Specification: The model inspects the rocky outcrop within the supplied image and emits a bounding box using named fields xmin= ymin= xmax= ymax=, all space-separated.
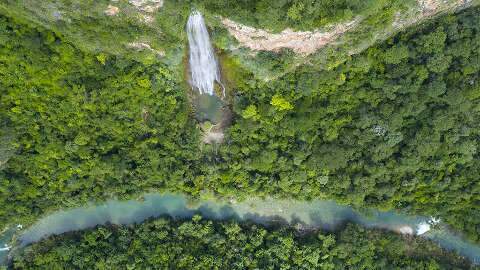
xmin=222 ymin=0 xmax=475 ymax=56
xmin=128 ymin=0 xmax=164 ymax=13
xmin=127 ymin=42 xmax=165 ymax=56
xmin=222 ymin=17 xmax=360 ymax=55
xmin=104 ymin=5 xmax=120 ymax=16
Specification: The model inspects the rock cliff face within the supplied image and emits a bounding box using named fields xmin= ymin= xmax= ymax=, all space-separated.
xmin=222 ymin=0 xmax=475 ymax=56
xmin=128 ymin=0 xmax=164 ymax=13
xmin=216 ymin=0 xmax=478 ymax=81
xmin=221 ymin=17 xmax=360 ymax=55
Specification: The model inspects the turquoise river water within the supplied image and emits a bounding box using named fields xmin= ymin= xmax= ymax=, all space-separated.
xmin=1 ymin=193 xmax=479 ymax=265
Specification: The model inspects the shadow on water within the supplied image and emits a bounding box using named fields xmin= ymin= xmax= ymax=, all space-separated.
xmin=1 ymin=193 xmax=479 ymax=266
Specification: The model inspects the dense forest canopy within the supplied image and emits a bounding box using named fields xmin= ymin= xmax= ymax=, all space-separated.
xmin=11 ymin=217 xmax=477 ymax=269
xmin=0 ymin=0 xmax=479 ymax=265
xmin=200 ymin=0 xmax=415 ymax=31
xmin=0 ymin=14 xmax=200 ymax=226
xmin=220 ymin=6 xmax=480 ymax=241
xmin=0 ymin=3 xmax=479 ymax=242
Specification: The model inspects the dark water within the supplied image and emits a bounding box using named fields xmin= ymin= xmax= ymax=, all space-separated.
xmin=192 ymin=93 xmax=224 ymax=124
xmin=1 ymin=193 xmax=479 ymax=265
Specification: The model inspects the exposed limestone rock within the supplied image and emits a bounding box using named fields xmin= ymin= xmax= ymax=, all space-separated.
xmin=419 ymin=0 xmax=441 ymax=13
xmin=222 ymin=18 xmax=360 ymax=55
xmin=127 ymin=42 xmax=165 ymax=56
xmin=396 ymin=225 xmax=414 ymax=235
xmin=104 ymin=5 xmax=120 ymax=16
xmin=223 ymin=0 xmax=474 ymax=57
xmin=140 ymin=14 xmax=155 ymax=23
xmin=417 ymin=0 xmax=473 ymax=15
xmin=202 ymin=131 xmax=224 ymax=145
xmin=128 ymin=0 xmax=164 ymax=13
xmin=199 ymin=121 xmax=225 ymax=145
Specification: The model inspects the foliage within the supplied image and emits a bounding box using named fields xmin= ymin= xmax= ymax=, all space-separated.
xmin=11 ymin=217 xmax=477 ymax=269
xmin=196 ymin=0 xmax=414 ymax=32
xmin=0 ymin=0 xmax=479 ymax=254
xmin=213 ymin=6 xmax=480 ymax=242
xmin=271 ymin=95 xmax=294 ymax=111
xmin=0 ymin=15 xmax=200 ymax=227
xmin=205 ymin=1 xmax=476 ymax=82
xmin=0 ymin=0 xmax=191 ymax=67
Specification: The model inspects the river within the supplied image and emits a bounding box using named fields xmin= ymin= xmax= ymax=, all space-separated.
xmin=1 ymin=193 xmax=479 ymax=266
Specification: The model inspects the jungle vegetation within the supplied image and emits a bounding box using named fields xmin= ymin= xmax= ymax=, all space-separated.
xmin=0 ymin=0 xmax=479 ymax=251
xmin=219 ymin=6 xmax=480 ymax=243
xmin=199 ymin=0 xmax=416 ymax=32
xmin=10 ymin=217 xmax=477 ymax=269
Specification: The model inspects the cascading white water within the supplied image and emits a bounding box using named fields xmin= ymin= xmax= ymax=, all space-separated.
xmin=187 ymin=11 xmax=222 ymax=96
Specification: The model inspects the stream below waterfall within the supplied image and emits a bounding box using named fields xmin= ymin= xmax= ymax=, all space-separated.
xmin=1 ymin=193 xmax=479 ymax=265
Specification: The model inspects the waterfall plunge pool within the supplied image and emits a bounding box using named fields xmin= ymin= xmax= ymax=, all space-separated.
xmin=186 ymin=10 xmax=227 ymax=126
xmin=185 ymin=10 xmax=234 ymax=145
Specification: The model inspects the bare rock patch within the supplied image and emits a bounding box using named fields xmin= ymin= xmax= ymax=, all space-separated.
xmin=129 ymin=0 xmax=164 ymax=13
xmin=222 ymin=18 xmax=360 ymax=55
xmin=105 ymin=5 xmax=120 ymax=16
xmin=127 ymin=42 xmax=165 ymax=56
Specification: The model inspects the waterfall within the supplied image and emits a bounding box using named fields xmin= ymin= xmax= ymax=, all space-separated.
xmin=187 ymin=11 xmax=222 ymax=96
